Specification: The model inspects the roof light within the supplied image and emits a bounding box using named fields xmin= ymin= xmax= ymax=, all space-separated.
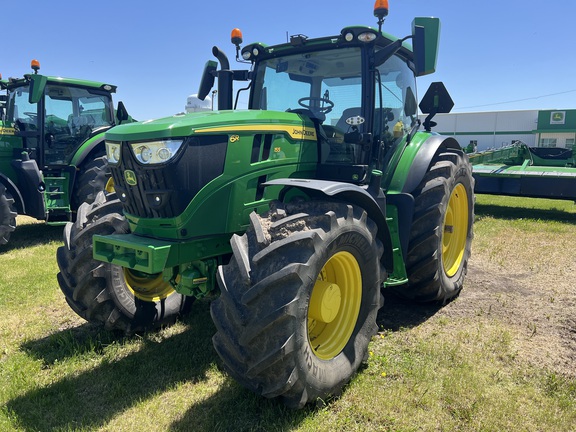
xmin=344 ymin=32 xmax=354 ymax=42
xmin=30 ymin=59 xmax=40 ymax=73
xmin=374 ymin=0 xmax=389 ymax=19
xmin=231 ymin=28 xmax=243 ymax=46
xmin=358 ymin=32 xmax=377 ymax=42
xmin=374 ymin=0 xmax=389 ymax=31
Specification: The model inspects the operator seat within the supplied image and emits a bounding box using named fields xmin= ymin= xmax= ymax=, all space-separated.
xmin=335 ymin=107 xmax=361 ymax=132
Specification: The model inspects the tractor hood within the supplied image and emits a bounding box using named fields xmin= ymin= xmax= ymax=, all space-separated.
xmin=105 ymin=110 xmax=313 ymax=142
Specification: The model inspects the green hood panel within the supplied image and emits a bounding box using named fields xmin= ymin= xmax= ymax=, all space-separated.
xmin=105 ymin=110 xmax=311 ymax=141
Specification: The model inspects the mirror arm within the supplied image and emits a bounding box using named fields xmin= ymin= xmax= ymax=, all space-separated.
xmin=374 ymin=35 xmax=411 ymax=67
xmin=422 ymin=111 xmax=438 ymax=132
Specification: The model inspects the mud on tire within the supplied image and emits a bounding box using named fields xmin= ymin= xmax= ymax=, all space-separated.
xmin=57 ymin=191 xmax=192 ymax=334
xmin=211 ymin=200 xmax=385 ymax=408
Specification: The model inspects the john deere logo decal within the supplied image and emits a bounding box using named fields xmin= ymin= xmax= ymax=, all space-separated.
xmin=124 ymin=170 xmax=137 ymax=186
xmin=550 ymin=111 xmax=566 ymax=125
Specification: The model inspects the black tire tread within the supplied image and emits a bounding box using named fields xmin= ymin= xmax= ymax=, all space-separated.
xmin=57 ymin=192 xmax=191 ymax=333
xmin=396 ymin=147 xmax=474 ymax=303
xmin=212 ymin=200 xmax=385 ymax=408
xmin=0 ymin=184 xmax=17 ymax=245
xmin=72 ymin=153 xmax=110 ymax=210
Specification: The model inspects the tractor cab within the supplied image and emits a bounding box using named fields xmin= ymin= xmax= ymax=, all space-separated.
xmin=199 ymin=6 xmax=442 ymax=185
xmin=0 ymin=60 xmax=118 ymax=168
xmin=0 ymin=60 xmax=130 ymax=229
xmin=245 ymin=38 xmax=417 ymax=182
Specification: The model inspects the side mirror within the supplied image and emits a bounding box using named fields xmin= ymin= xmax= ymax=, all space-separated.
xmin=419 ymin=81 xmax=454 ymax=132
xmin=116 ymin=101 xmax=129 ymax=125
xmin=28 ymin=73 xmax=47 ymax=104
xmin=412 ymin=17 xmax=441 ymax=77
xmin=198 ymin=60 xmax=218 ymax=101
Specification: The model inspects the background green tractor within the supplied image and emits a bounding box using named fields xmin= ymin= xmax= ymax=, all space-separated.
xmin=57 ymin=1 xmax=474 ymax=408
xmin=0 ymin=60 xmax=131 ymax=245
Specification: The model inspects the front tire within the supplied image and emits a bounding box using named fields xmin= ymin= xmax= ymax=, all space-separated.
xmin=211 ymin=201 xmax=385 ymax=408
xmin=396 ymin=147 xmax=474 ymax=303
xmin=72 ymin=152 xmax=110 ymax=210
xmin=0 ymin=184 xmax=17 ymax=245
xmin=56 ymin=192 xmax=192 ymax=333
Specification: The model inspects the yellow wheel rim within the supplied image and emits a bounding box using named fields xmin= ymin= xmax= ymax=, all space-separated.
xmin=442 ymin=183 xmax=469 ymax=277
xmin=308 ymin=251 xmax=362 ymax=360
xmin=124 ymin=269 xmax=175 ymax=302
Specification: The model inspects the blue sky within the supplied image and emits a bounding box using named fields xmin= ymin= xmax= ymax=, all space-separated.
xmin=5 ymin=0 xmax=576 ymax=121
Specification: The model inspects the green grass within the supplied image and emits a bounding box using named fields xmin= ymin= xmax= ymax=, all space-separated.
xmin=1 ymin=196 xmax=575 ymax=431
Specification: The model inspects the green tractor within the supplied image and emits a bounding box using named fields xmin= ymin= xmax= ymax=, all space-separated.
xmin=57 ymin=1 xmax=474 ymax=408
xmin=0 ymin=60 xmax=130 ymax=245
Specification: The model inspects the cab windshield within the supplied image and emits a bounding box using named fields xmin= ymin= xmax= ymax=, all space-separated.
xmin=250 ymin=46 xmax=417 ymax=166
xmin=251 ymin=47 xmax=362 ymax=129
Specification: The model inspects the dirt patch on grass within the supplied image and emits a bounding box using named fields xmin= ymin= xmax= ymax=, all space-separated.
xmin=380 ymin=224 xmax=576 ymax=379
xmin=450 ymin=259 xmax=576 ymax=378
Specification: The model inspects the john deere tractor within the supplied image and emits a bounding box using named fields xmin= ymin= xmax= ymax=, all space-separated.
xmin=57 ymin=1 xmax=474 ymax=408
xmin=0 ymin=61 xmax=130 ymax=245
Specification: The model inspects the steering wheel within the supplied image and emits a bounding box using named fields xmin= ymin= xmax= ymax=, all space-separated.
xmin=298 ymin=96 xmax=334 ymax=114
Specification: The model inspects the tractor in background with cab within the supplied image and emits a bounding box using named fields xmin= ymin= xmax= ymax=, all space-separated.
xmin=57 ymin=0 xmax=474 ymax=408
xmin=0 ymin=61 xmax=131 ymax=245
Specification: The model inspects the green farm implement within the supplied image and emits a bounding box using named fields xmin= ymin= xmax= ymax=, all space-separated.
xmin=0 ymin=61 xmax=131 ymax=245
xmin=469 ymin=142 xmax=576 ymax=201
xmin=57 ymin=0 xmax=474 ymax=407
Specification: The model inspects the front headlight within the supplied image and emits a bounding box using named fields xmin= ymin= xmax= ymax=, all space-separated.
xmin=105 ymin=140 xmax=121 ymax=164
xmin=129 ymin=139 xmax=184 ymax=164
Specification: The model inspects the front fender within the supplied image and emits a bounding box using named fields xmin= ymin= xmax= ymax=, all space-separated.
xmin=264 ymin=178 xmax=394 ymax=273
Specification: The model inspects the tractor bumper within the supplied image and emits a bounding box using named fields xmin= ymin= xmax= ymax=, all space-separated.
xmin=93 ymin=233 xmax=232 ymax=274
xmin=93 ymin=234 xmax=173 ymax=274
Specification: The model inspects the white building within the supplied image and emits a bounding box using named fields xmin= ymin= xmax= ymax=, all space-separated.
xmin=424 ymin=109 xmax=576 ymax=152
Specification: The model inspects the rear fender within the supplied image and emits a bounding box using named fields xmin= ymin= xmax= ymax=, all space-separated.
xmin=264 ymin=178 xmax=394 ymax=273
xmin=387 ymin=134 xmax=460 ymax=195
xmin=9 ymin=158 xmax=46 ymax=219
xmin=69 ymin=131 xmax=108 ymax=168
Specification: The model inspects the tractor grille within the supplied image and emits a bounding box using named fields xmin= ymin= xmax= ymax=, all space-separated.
xmin=111 ymin=135 xmax=228 ymax=219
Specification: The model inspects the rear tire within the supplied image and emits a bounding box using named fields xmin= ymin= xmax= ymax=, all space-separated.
xmin=395 ymin=147 xmax=474 ymax=302
xmin=211 ymin=200 xmax=385 ymax=408
xmin=0 ymin=184 xmax=17 ymax=245
xmin=56 ymin=191 xmax=192 ymax=333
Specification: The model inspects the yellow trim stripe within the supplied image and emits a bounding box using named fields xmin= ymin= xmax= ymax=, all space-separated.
xmin=0 ymin=127 xmax=15 ymax=135
xmin=194 ymin=124 xmax=317 ymax=141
